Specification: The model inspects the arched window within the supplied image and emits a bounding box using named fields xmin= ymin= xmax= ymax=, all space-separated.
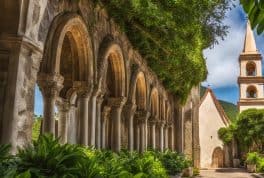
xmin=246 ymin=62 xmax=256 ymax=76
xmin=246 ymin=86 xmax=257 ymax=98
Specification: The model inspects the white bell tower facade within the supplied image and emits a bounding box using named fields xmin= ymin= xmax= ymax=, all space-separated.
xmin=238 ymin=21 xmax=264 ymax=112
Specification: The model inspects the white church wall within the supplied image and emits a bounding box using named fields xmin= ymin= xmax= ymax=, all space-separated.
xmin=240 ymin=105 xmax=264 ymax=112
xmin=199 ymin=92 xmax=227 ymax=168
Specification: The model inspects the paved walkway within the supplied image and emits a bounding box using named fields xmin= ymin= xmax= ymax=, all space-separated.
xmin=196 ymin=168 xmax=255 ymax=178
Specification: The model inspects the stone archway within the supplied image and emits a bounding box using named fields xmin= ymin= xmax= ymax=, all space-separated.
xmin=97 ymin=39 xmax=127 ymax=152
xmin=37 ymin=13 xmax=94 ymax=145
xmin=148 ymin=88 xmax=159 ymax=149
xmin=131 ymin=71 xmax=148 ymax=152
xmin=211 ymin=147 xmax=224 ymax=168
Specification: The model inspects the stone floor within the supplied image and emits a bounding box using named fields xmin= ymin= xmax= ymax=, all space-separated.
xmin=196 ymin=168 xmax=254 ymax=178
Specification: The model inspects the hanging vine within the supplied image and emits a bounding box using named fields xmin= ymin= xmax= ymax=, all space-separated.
xmin=93 ymin=0 xmax=233 ymax=103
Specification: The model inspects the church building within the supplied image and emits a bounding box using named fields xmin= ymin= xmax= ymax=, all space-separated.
xmin=199 ymin=88 xmax=230 ymax=168
xmin=238 ymin=21 xmax=264 ymax=112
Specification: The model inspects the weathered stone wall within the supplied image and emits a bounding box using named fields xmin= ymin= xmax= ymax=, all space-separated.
xmin=0 ymin=0 xmax=200 ymax=165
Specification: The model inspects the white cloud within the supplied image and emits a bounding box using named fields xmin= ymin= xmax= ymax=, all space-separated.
xmin=202 ymin=3 xmax=246 ymax=88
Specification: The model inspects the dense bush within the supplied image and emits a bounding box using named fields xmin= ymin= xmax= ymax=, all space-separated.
xmin=0 ymin=134 xmax=191 ymax=177
xmin=152 ymin=149 xmax=191 ymax=175
xmin=246 ymin=152 xmax=264 ymax=173
xmin=218 ymin=109 xmax=264 ymax=153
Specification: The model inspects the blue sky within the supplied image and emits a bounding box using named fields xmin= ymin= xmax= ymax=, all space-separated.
xmin=34 ymin=1 xmax=264 ymax=115
xmin=202 ymin=1 xmax=264 ymax=105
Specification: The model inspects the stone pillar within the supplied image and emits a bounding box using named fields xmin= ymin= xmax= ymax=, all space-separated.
xmin=108 ymin=97 xmax=127 ymax=152
xmin=149 ymin=119 xmax=156 ymax=149
xmin=101 ymin=106 xmax=111 ymax=149
xmin=158 ymin=121 xmax=165 ymax=152
xmin=124 ymin=104 xmax=137 ymax=151
xmin=135 ymin=110 xmax=150 ymax=152
xmin=38 ymin=74 xmax=64 ymax=135
xmin=164 ymin=124 xmax=169 ymax=150
xmin=88 ymin=90 xmax=99 ymax=146
xmin=169 ymin=125 xmax=175 ymax=150
xmin=135 ymin=122 xmax=140 ymax=151
xmin=74 ymin=82 xmax=92 ymax=146
xmin=95 ymin=94 xmax=104 ymax=149
xmin=68 ymin=104 xmax=77 ymax=144
xmin=56 ymin=99 xmax=70 ymax=144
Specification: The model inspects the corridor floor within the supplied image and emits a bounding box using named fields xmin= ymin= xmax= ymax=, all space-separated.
xmin=196 ymin=168 xmax=255 ymax=178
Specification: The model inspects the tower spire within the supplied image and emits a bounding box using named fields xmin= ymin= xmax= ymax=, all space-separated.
xmin=243 ymin=20 xmax=258 ymax=53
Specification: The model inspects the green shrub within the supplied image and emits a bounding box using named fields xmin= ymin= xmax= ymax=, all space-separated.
xmin=193 ymin=167 xmax=200 ymax=176
xmin=0 ymin=134 xmax=192 ymax=177
xmin=158 ymin=149 xmax=191 ymax=175
xmin=246 ymin=152 xmax=259 ymax=165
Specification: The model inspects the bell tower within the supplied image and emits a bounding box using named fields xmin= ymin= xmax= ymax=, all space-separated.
xmin=238 ymin=21 xmax=264 ymax=112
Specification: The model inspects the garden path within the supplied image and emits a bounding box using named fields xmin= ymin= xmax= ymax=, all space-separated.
xmin=196 ymin=168 xmax=254 ymax=178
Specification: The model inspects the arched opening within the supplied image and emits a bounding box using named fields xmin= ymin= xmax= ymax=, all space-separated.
xmin=33 ymin=85 xmax=44 ymax=141
xmin=211 ymin=147 xmax=224 ymax=168
xmin=246 ymin=85 xmax=257 ymax=98
xmin=99 ymin=44 xmax=126 ymax=150
xmin=149 ymin=88 xmax=159 ymax=149
xmin=246 ymin=62 xmax=256 ymax=76
xmin=150 ymin=89 xmax=159 ymax=117
xmin=135 ymin=73 xmax=147 ymax=110
xmin=132 ymin=72 xmax=147 ymax=151
xmin=37 ymin=14 xmax=94 ymax=145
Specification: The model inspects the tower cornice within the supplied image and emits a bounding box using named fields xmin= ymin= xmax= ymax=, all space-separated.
xmin=238 ymin=76 xmax=264 ymax=84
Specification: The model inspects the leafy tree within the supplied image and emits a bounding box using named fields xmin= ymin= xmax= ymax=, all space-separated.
xmin=94 ymin=0 xmax=233 ymax=103
xmin=240 ymin=0 xmax=264 ymax=34
xmin=235 ymin=109 xmax=264 ymax=152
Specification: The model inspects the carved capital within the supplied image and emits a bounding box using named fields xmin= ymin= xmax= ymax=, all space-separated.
xmin=37 ymin=73 xmax=64 ymax=98
xmin=135 ymin=110 xmax=150 ymax=122
xmin=107 ymin=97 xmax=127 ymax=108
xmin=102 ymin=106 xmax=111 ymax=122
xmin=73 ymin=81 xmax=93 ymax=98
xmin=124 ymin=103 xmax=137 ymax=116
xmin=157 ymin=120 xmax=165 ymax=127
xmin=56 ymin=98 xmax=70 ymax=112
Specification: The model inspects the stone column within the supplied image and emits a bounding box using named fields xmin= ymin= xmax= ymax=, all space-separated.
xmin=68 ymin=104 xmax=77 ymax=144
xmin=124 ymin=104 xmax=137 ymax=151
xmin=74 ymin=82 xmax=92 ymax=146
xmin=169 ymin=124 xmax=175 ymax=150
xmin=38 ymin=74 xmax=64 ymax=135
xmin=88 ymin=90 xmax=99 ymax=146
xmin=135 ymin=111 xmax=150 ymax=152
xmin=164 ymin=124 xmax=169 ymax=150
xmin=56 ymin=99 xmax=70 ymax=144
xmin=149 ymin=117 xmax=157 ymax=149
xmin=95 ymin=94 xmax=104 ymax=149
xmin=158 ymin=121 xmax=165 ymax=152
xmin=101 ymin=106 xmax=111 ymax=149
xmin=135 ymin=122 xmax=140 ymax=151
xmin=108 ymin=97 xmax=127 ymax=152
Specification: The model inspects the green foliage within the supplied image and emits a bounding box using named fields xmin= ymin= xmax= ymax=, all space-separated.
xmin=218 ymin=127 xmax=234 ymax=144
xmin=157 ymin=149 xmax=191 ymax=175
xmin=246 ymin=152 xmax=264 ymax=173
xmin=240 ymin=0 xmax=264 ymax=34
xmin=219 ymin=100 xmax=238 ymax=122
xmin=32 ymin=116 xmax=42 ymax=141
xmin=219 ymin=109 xmax=264 ymax=152
xmin=193 ymin=167 xmax=200 ymax=176
xmin=236 ymin=109 xmax=264 ymax=152
xmin=0 ymin=134 xmax=192 ymax=177
xmin=246 ymin=152 xmax=259 ymax=165
xmin=95 ymin=0 xmax=232 ymax=103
